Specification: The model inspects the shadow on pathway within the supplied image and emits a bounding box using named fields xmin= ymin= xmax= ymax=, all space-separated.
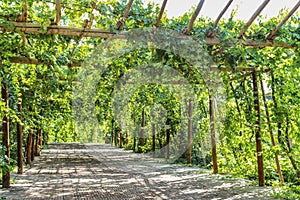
xmin=0 ymin=143 xmax=276 ymax=199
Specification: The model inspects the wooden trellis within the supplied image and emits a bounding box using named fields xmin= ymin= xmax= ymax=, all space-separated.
xmin=1 ymin=0 xmax=299 ymax=188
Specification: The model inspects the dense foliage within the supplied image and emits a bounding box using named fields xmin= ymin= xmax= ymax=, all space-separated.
xmin=0 ymin=0 xmax=299 ymax=198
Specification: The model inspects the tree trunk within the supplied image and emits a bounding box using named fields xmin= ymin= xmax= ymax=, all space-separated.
xmin=2 ymin=83 xmax=10 ymax=188
xmin=17 ymin=101 xmax=23 ymax=174
xmin=252 ymin=71 xmax=265 ymax=186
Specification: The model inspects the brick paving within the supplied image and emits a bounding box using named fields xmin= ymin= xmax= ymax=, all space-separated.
xmin=0 ymin=143 xmax=276 ymax=199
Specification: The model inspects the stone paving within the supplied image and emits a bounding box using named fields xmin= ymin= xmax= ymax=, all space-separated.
xmin=0 ymin=143 xmax=276 ymax=199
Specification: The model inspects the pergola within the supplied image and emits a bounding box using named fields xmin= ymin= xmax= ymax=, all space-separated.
xmin=1 ymin=0 xmax=299 ymax=188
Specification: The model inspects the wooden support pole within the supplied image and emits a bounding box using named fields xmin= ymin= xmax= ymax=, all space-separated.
xmin=238 ymin=0 xmax=270 ymax=38
xmin=26 ymin=130 xmax=33 ymax=165
xmin=31 ymin=131 xmax=35 ymax=161
xmin=207 ymin=0 xmax=233 ymax=37
xmin=17 ymin=97 xmax=23 ymax=174
xmin=267 ymin=1 xmax=300 ymax=40
xmin=55 ymin=0 xmax=61 ymax=25
xmin=125 ymin=130 xmax=129 ymax=145
xmin=260 ymin=77 xmax=284 ymax=184
xmin=209 ymin=94 xmax=218 ymax=174
xmin=119 ymin=125 xmax=123 ymax=148
xmin=154 ymin=0 xmax=168 ymax=28
xmin=2 ymin=82 xmax=10 ymax=188
xmin=152 ymin=123 xmax=155 ymax=158
xmin=183 ymin=0 xmax=205 ymax=35
xmin=166 ymin=121 xmax=170 ymax=159
xmin=140 ymin=109 xmax=145 ymax=147
xmin=117 ymin=0 xmax=134 ymax=30
xmin=252 ymin=71 xmax=265 ymax=186
xmin=34 ymin=130 xmax=40 ymax=156
xmin=38 ymin=129 xmax=43 ymax=148
xmin=187 ymin=99 xmax=193 ymax=164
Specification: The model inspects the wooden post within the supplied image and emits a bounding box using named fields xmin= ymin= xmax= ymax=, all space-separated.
xmin=38 ymin=129 xmax=43 ymax=147
xmin=34 ymin=130 xmax=40 ymax=156
xmin=125 ymin=130 xmax=129 ymax=145
xmin=166 ymin=121 xmax=170 ymax=159
xmin=260 ymin=77 xmax=284 ymax=184
xmin=140 ymin=109 xmax=145 ymax=146
xmin=133 ymin=137 xmax=136 ymax=152
xmin=31 ymin=131 xmax=35 ymax=161
xmin=26 ymin=130 xmax=33 ymax=165
xmin=187 ymin=99 xmax=193 ymax=164
xmin=209 ymin=94 xmax=218 ymax=174
xmin=119 ymin=125 xmax=123 ymax=148
xmin=252 ymin=71 xmax=265 ymax=186
xmin=2 ymin=82 xmax=10 ymax=188
xmin=152 ymin=123 xmax=155 ymax=158
xmin=17 ymin=99 xmax=23 ymax=174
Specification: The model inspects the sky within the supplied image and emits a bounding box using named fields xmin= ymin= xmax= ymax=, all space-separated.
xmin=145 ymin=0 xmax=299 ymax=20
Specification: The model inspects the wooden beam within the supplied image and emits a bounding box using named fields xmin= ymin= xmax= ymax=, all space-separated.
xmin=207 ymin=0 xmax=233 ymax=37
xmin=238 ymin=0 xmax=270 ymax=38
xmin=267 ymin=1 xmax=300 ymax=40
xmin=183 ymin=0 xmax=205 ymax=35
xmin=154 ymin=0 xmax=168 ymax=28
xmin=116 ymin=0 xmax=134 ymax=30
xmin=9 ymin=56 xmax=81 ymax=67
xmin=0 ymin=22 xmax=116 ymax=38
xmin=0 ymin=22 xmax=296 ymax=48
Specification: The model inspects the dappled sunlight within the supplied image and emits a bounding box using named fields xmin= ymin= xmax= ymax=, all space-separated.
xmin=1 ymin=143 xmax=275 ymax=199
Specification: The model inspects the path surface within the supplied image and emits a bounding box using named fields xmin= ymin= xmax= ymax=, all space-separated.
xmin=1 ymin=143 xmax=276 ymax=200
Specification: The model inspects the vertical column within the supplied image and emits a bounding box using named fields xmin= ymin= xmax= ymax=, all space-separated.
xmin=34 ymin=130 xmax=40 ymax=156
xmin=17 ymin=98 xmax=23 ymax=174
xmin=2 ymin=82 xmax=10 ymax=188
xmin=166 ymin=122 xmax=170 ymax=159
xmin=187 ymin=99 xmax=193 ymax=164
xmin=26 ymin=130 xmax=33 ymax=165
xmin=252 ymin=71 xmax=265 ymax=186
xmin=119 ymin=124 xmax=123 ymax=148
xmin=210 ymin=94 xmax=218 ymax=174
xmin=152 ymin=123 xmax=155 ymax=158
xmin=140 ymin=109 xmax=145 ymax=146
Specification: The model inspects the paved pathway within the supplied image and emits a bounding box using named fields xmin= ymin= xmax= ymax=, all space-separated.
xmin=1 ymin=143 xmax=276 ymax=199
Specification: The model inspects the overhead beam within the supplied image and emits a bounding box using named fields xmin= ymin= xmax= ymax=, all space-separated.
xmin=0 ymin=22 xmax=295 ymax=48
xmin=238 ymin=0 xmax=270 ymax=38
xmin=154 ymin=0 xmax=168 ymax=28
xmin=183 ymin=0 xmax=205 ymax=35
xmin=116 ymin=0 xmax=134 ymax=30
xmin=267 ymin=1 xmax=300 ymax=40
xmin=207 ymin=0 xmax=233 ymax=37
xmin=9 ymin=56 xmax=81 ymax=67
